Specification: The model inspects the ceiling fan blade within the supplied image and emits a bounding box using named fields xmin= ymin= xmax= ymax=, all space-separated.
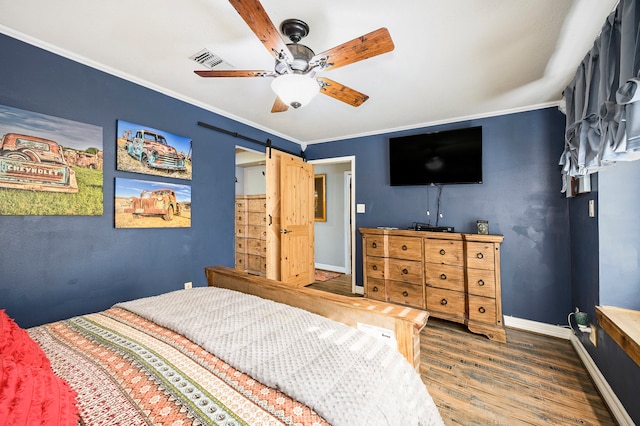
xmin=194 ymin=70 xmax=276 ymax=77
xmin=228 ymin=0 xmax=293 ymax=62
xmin=317 ymin=77 xmax=369 ymax=107
xmin=271 ymin=97 xmax=289 ymax=113
xmin=311 ymin=27 xmax=394 ymax=71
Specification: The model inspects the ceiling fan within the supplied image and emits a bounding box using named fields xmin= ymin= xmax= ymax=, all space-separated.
xmin=194 ymin=0 xmax=395 ymax=113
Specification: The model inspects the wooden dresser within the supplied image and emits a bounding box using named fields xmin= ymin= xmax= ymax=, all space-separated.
xmin=235 ymin=195 xmax=267 ymax=276
xmin=360 ymin=228 xmax=506 ymax=342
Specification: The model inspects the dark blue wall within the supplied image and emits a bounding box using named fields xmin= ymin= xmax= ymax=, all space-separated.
xmin=570 ymin=162 xmax=640 ymax=423
xmin=306 ymin=109 xmax=572 ymax=325
xmin=0 ymin=34 xmax=298 ymax=328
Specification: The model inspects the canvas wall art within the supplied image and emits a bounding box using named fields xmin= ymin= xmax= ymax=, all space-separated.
xmin=115 ymin=177 xmax=191 ymax=228
xmin=116 ymin=120 xmax=192 ymax=180
xmin=0 ymin=104 xmax=103 ymax=216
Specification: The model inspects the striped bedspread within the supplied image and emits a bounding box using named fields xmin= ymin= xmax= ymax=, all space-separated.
xmin=28 ymin=307 xmax=328 ymax=425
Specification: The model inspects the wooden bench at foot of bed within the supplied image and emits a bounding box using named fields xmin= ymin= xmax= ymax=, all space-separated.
xmin=205 ymin=266 xmax=429 ymax=371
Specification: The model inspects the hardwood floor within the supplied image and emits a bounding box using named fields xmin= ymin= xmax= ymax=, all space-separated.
xmin=308 ymin=275 xmax=616 ymax=425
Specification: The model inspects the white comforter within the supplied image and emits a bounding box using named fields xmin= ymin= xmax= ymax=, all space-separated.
xmin=117 ymin=287 xmax=444 ymax=426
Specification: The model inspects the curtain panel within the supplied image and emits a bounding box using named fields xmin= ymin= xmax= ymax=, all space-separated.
xmin=560 ymin=0 xmax=640 ymax=192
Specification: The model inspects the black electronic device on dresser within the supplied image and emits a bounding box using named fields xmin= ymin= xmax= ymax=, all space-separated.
xmin=410 ymin=223 xmax=455 ymax=233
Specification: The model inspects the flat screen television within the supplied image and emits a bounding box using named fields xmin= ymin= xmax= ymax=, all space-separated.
xmin=389 ymin=126 xmax=482 ymax=186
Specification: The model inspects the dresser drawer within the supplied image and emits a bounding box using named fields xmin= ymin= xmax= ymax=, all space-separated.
xmin=467 ymin=268 xmax=496 ymax=298
xmin=246 ymin=225 xmax=266 ymax=239
xmin=365 ymin=256 xmax=385 ymax=279
xmin=365 ymin=277 xmax=386 ymax=301
xmin=388 ymin=281 xmax=424 ymax=308
xmin=425 ymin=263 xmax=464 ymax=291
xmin=466 ymin=242 xmax=496 ymax=270
xmin=235 ymin=199 xmax=246 ymax=212
xmin=235 ymin=239 xmax=247 ymax=252
xmin=247 ymin=212 xmax=267 ymax=225
xmin=387 ymin=236 xmax=422 ymax=260
xmin=246 ymin=239 xmax=267 ymax=256
xmin=247 ymin=198 xmax=266 ymax=211
xmin=425 ymin=239 xmax=464 ymax=266
xmin=387 ymin=258 xmax=423 ymax=284
xmin=426 ymin=287 xmax=465 ymax=317
xmin=246 ymin=254 xmax=266 ymax=272
xmin=468 ymin=295 xmax=497 ymax=324
xmin=365 ymin=236 xmax=386 ymax=257
xmin=235 ymin=251 xmax=246 ymax=269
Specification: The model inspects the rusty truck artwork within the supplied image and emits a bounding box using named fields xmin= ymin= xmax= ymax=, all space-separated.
xmin=124 ymin=129 xmax=186 ymax=172
xmin=124 ymin=188 xmax=182 ymax=221
xmin=0 ymin=133 xmax=78 ymax=193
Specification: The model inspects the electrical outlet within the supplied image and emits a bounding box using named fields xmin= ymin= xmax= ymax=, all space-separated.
xmin=184 ymin=281 xmax=192 ymax=289
xmin=589 ymin=324 xmax=597 ymax=346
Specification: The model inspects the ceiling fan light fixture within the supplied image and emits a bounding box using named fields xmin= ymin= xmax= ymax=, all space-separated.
xmin=271 ymin=74 xmax=319 ymax=108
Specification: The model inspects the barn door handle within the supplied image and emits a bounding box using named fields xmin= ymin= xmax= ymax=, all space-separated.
xmin=268 ymin=214 xmax=272 ymax=225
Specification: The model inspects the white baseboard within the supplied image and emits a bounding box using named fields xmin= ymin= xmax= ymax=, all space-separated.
xmin=314 ymin=263 xmax=347 ymax=274
xmin=503 ymin=315 xmax=572 ymax=339
xmin=504 ymin=315 xmax=633 ymax=425
xmin=571 ymin=335 xmax=634 ymax=426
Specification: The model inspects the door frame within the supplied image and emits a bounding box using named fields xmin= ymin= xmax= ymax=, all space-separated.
xmin=308 ymin=156 xmax=359 ymax=294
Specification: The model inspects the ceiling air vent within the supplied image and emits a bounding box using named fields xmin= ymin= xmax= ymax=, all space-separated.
xmin=189 ymin=49 xmax=232 ymax=69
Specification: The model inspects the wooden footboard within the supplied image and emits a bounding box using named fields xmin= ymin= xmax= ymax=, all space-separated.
xmin=205 ymin=266 xmax=429 ymax=371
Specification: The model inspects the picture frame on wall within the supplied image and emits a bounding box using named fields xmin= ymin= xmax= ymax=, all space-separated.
xmin=0 ymin=103 xmax=104 ymax=216
xmin=116 ymin=120 xmax=192 ymax=180
xmin=114 ymin=177 xmax=191 ymax=228
xmin=314 ymin=174 xmax=326 ymax=222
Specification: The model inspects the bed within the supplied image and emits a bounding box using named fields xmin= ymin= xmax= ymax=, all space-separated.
xmin=2 ymin=266 xmax=444 ymax=425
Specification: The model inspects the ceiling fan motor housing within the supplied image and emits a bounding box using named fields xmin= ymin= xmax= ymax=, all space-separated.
xmin=275 ymin=44 xmax=315 ymax=74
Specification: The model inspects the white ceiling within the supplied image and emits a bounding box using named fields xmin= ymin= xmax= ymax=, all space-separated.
xmin=0 ymin=0 xmax=617 ymax=146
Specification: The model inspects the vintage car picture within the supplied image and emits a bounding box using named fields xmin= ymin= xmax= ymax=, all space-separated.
xmin=115 ymin=177 xmax=191 ymax=228
xmin=116 ymin=120 xmax=192 ymax=180
xmin=0 ymin=104 xmax=103 ymax=216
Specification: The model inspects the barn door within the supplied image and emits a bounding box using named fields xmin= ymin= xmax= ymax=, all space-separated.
xmin=265 ymin=149 xmax=314 ymax=286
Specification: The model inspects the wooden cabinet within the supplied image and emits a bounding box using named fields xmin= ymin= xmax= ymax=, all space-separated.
xmin=361 ymin=228 xmax=506 ymax=342
xmin=235 ymin=195 xmax=267 ymax=276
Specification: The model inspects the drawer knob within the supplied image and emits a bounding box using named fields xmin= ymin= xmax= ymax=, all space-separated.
xmin=238 ymin=259 xmax=243 ymax=264
xmin=238 ymin=243 xmax=243 ymax=248
xmin=372 ymin=242 xmax=377 ymax=249
xmin=440 ymin=298 xmax=448 ymax=306
xmin=439 ymin=249 xmax=446 ymax=255
xmin=478 ymin=306 xmax=486 ymax=314
xmin=402 ymin=245 xmax=408 ymax=250
xmin=476 ymin=252 xmax=484 ymax=259
xmin=402 ymin=291 xmax=409 ymax=297
xmin=238 ymin=216 xmax=242 ymax=221
xmin=372 ymin=265 xmax=378 ymax=271
xmin=478 ymin=279 xmax=485 ymax=286
xmin=440 ymin=273 xmax=447 ymax=280
xmin=402 ymin=268 xmax=409 ymax=275
xmin=372 ymin=286 xmax=379 ymax=292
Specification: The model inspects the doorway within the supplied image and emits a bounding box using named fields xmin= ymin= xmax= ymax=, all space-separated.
xmin=308 ymin=156 xmax=359 ymax=294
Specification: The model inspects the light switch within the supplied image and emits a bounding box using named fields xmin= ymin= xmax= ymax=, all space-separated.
xmin=588 ymin=199 xmax=595 ymax=217
xmin=356 ymin=203 xmax=366 ymax=214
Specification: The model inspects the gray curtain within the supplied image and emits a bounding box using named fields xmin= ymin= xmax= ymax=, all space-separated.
xmin=559 ymin=0 xmax=640 ymax=192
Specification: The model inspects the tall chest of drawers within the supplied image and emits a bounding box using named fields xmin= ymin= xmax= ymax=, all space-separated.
xmin=235 ymin=195 xmax=267 ymax=276
xmin=361 ymin=228 xmax=505 ymax=342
